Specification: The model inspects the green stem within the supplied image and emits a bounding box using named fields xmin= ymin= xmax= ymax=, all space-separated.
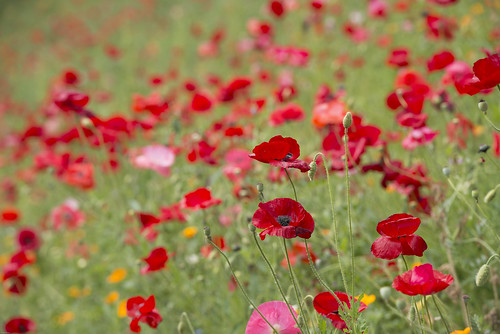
xmin=344 ymin=132 xmax=355 ymax=300
xmin=431 ymin=295 xmax=451 ymax=333
xmin=423 ymin=297 xmax=433 ymax=330
xmin=285 ymin=168 xmax=298 ymax=202
xmin=482 ymin=113 xmax=500 ymax=133
xmin=401 ymin=255 xmax=410 ymax=272
xmin=251 ymin=231 xmax=301 ymax=329
xmin=179 ymin=312 xmax=195 ymax=334
xmin=282 ymin=238 xmax=310 ymax=334
xmin=312 ymin=153 xmax=349 ymax=300
xmin=206 ymin=237 xmax=278 ymax=333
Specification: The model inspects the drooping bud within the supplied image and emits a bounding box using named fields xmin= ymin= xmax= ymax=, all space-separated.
xmin=484 ymin=187 xmax=497 ymax=203
xmin=442 ymin=167 xmax=450 ymax=177
xmin=256 ymin=183 xmax=264 ymax=202
xmin=308 ymin=160 xmax=317 ymax=181
xmin=343 ymin=112 xmax=352 ymax=129
xmin=475 ymin=264 xmax=490 ymax=286
xmin=380 ymin=286 xmax=391 ymax=301
xmin=478 ymin=99 xmax=488 ymax=113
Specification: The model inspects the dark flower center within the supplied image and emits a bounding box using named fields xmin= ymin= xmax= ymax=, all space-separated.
xmin=282 ymin=152 xmax=293 ymax=161
xmin=277 ymin=215 xmax=292 ymax=226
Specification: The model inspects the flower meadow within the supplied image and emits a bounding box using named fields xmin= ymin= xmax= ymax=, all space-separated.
xmin=2 ymin=0 xmax=500 ymax=333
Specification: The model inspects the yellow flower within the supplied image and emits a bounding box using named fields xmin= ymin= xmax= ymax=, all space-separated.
xmin=117 ymin=300 xmax=128 ymax=318
xmin=107 ymin=268 xmax=127 ymax=283
xmin=360 ymin=294 xmax=376 ymax=306
xmin=470 ymin=3 xmax=484 ymax=15
xmin=57 ymin=311 xmax=75 ymax=325
xmin=0 ymin=254 xmax=10 ymax=266
xmin=105 ymin=291 xmax=119 ymax=304
xmin=412 ymin=261 xmax=423 ymax=269
xmin=81 ymin=287 xmax=91 ymax=296
xmin=67 ymin=286 xmax=81 ymax=298
xmin=450 ymin=327 xmax=470 ymax=334
xmin=182 ymin=227 xmax=198 ymax=239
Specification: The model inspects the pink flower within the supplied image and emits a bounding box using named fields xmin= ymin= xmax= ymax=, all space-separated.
xmin=245 ymin=301 xmax=301 ymax=334
xmin=50 ymin=198 xmax=85 ymax=230
xmin=402 ymin=127 xmax=439 ymax=151
xmin=132 ymin=145 xmax=175 ymax=176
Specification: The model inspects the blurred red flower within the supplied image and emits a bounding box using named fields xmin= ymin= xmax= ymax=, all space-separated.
xmin=181 ymin=187 xmax=221 ymax=210
xmin=141 ymin=247 xmax=168 ymax=274
xmin=61 ymin=162 xmax=94 ymax=190
xmin=464 ymin=54 xmax=500 ymax=93
xmin=371 ymin=213 xmax=427 ymax=260
xmin=252 ymin=198 xmax=314 ymax=240
xmin=313 ymin=291 xmax=367 ymax=330
xmin=16 ymin=228 xmax=41 ymax=251
xmin=250 ymin=135 xmax=310 ymax=172
xmin=392 ymin=263 xmax=453 ymax=296
xmin=126 ymin=295 xmax=163 ymax=333
xmin=269 ymin=103 xmax=305 ymax=127
xmin=427 ymin=50 xmax=455 ymax=72
xmin=4 ymin=317 xmax=36 ymax=333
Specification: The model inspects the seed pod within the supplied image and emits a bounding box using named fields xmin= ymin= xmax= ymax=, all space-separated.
xmin=442 ymin=167 xmax=450 ymax=177
xmin=471 ymin=189 xmax=479 ymax=202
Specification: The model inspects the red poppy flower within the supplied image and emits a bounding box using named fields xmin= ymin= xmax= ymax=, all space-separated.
xmin=313 ymin=291 xmax=367 ymax=330
xmin=141 ymin=247 xmax=168 ymax=274
xmin=181 ymin=187 xmax=222 ymax=210
xmin=252 ymin=198 xmax=314 ymax=240
xmin=387 ymin=48 xmax=410 ymax=67
xmin=61 ymin=162 xmax=94 ymax=190
xmin=53 ymin=91 xmax=89 ymax=112
xmin=1 ymin=207 xmax=20 ymax=224
xmin=371 ymin=213 xmax=427 ymax=260
xmin=2 ymin=268 xmax=28 ymax=295
xmin=392 ymin=263 xmax=453 ymax=296
xmin=126 ymin=295 xmax=163 ymax=333
xmin=249 ymin=136 xmax=310 ymax=172
xmin=464 ymin=54 xmax=500 ymax=93
xmin=190 ymin=92 xmax=212 ymax=112
xmin=269 ymin=103 xmax=305 ymax=127
xmin=4 ymin=317 xmax=36 ymax=333
xmin=427 ymin=50 xmax=455 ymax=72
xmin=16 ymin=228 xmax=41 ymax=251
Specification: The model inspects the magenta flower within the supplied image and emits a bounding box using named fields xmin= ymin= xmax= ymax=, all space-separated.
xmin=245 ymin=301 xmax=301 ymax=334
xmin=131 ymin=144 xmax=175 ymax=176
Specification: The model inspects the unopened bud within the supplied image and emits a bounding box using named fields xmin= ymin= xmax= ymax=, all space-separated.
xmin=380 ymin=286 xmax=391 ymax=301
xmin=396 ymin=299 xmax=406 ymax=311
xmin=442 ymin=167 xmax=450 ymax=177
xmin=484 ymin=188 xmax=497 ymax=203
xmin=471 ymin=189 xmax=479 ymax=202
xmin=478 ymin=99 xmax=488 ymax=113
xmin=248 ymin=224 xmax=256 ymax=233
xmin=343 ymin=112 xmax=352 ymax=129
xmin=408 ymin=305 xmax=416 ymax=322
xmin=462 ymin=295 xmax=470 ymax=304
xmin=80 ymin=117 xmax=94 ymax=129
xmin=308 ymin=161 xmax=317 ymax=181
xmin=471 ymin=314 xmax=480 ymax=333
xmin=478 ymin=144 xmax=490 ymax=153
xmin=204 ymin=226 xmax=211 ymax=239
xmin=256 ymin=183 xmax=264 ymax=193
xmin=475 ymin=264 xmax=490 ymax=286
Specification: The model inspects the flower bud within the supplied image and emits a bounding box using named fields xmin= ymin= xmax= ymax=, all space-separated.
xmin=256 ymin=183 xmax=264 ymax=193
xmin=484 ymin=188 xmax=497 ymax=203
xmin=478 ymin=99 xmax=488 ymax=113
xmin=248 ymin=223 xmax=256 ymax=233
xmin=475 ymin=264 xmax=490 ymax=286
xmin=471 ymin=315 xmax=480 ymax=333
xmin=462 ymin=295 xmax=469 ymax=305
xmin=343 ymin=112 xmax=352 ymax=129
xmin=396 ymin=299 xmax=406 ymax=311
xmin=408 ymin=305 xmax=416 ymax=322
xmin=471 ymin=189 xmax=479 ymax=202
xmin=442 ymin=167 xmax=450 ymax=177
xmin=80 ymin=117 xmax=94 ymax=129
xmin=379 ymin=287 xmax=391 ymax=301
xmin=203 ymin=226 xmax=211 ymax=239
xmin=308 ymin=161 xmax=317 ymax=181
xmin=478 ymin=144 xmax=490 ymax=153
